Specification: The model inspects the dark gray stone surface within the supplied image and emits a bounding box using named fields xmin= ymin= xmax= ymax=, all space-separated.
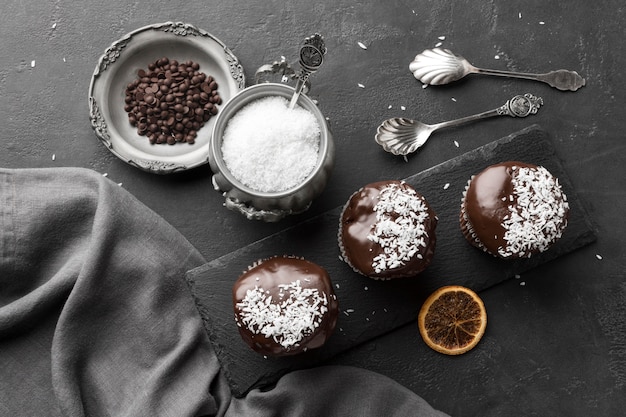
xmin=2 ymin=1 xmax=624 ymax=415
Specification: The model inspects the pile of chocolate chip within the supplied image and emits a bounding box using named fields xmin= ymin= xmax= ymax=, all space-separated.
xmin=124 ymin=57 xmax=221 ymax=145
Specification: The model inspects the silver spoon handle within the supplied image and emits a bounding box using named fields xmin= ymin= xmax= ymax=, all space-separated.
xmin=288 ymin=34 xmax=326 ymax=109
xmin=432 ymin=93 xmax=543 ymax=131
xmin=473 ymin=67 xmax=586 ymax=91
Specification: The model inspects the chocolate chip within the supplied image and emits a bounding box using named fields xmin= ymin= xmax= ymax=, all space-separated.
xmin=124 ymin=57 xmax=220 ymax=145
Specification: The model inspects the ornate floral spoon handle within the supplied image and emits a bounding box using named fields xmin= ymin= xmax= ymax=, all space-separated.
xmin=288 ymin=34 xmax=326 ymax=109
xmin=433 ymin=93 xmax=544 ymax=130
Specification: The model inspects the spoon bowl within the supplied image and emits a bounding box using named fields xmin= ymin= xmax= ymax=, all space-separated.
xmin=375 ymin=118 xmax=435 ymax=156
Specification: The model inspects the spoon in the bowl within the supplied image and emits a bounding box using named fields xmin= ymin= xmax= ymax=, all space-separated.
xmin=409 ymin=48 xmax=585 ymax=92
xmin=288 ymin=34 xmax=326 ymax=109
xmin=375 ymin=93 xmax=543 ymax=156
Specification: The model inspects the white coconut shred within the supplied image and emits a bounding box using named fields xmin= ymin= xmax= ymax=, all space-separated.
xmin=499 ymin=166 xmax=569 ymax=257
xmin=221 ymin=96 xmax=321 ymax=193
xmin=236 ymin=280 xmax=328 ymax=349
xmin=367 ymin=183 xmax=431 ymax=273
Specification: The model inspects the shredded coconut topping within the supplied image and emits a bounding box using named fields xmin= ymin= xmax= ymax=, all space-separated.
xmin=236 ymin=280 xmax=328 ymax=349
xmin=498 ymin=166 xmax=569 ymax=257
xmin=367 ymin=183 xmax=430 ymax=273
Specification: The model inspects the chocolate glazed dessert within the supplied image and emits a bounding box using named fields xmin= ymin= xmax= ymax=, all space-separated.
xmin=339 ymin=180 xmax=437 ymax=279
xmin=460 ymin=161 xmax=569 ymax=259
xmin=232 ymin=256 xmax=339 ymax=356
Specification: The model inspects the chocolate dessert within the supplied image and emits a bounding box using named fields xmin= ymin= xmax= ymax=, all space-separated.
xmin=232 ymin=256 xmax=338 ymax=356
xmin=338 ymin=180 xmax=437 ymax=279
xmin=460 ymin=161 xmax=569 ymax=259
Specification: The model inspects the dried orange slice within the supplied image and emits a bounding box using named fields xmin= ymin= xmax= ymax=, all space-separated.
xmin=418 ymin=285 xmax=487 ymax=355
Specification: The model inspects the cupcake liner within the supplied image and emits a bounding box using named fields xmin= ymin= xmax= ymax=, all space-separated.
xmin=459 ymin=176 xmax=493 ymax=255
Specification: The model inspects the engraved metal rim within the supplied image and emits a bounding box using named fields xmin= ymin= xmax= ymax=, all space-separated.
xmin=87 ymin=21 xmax=246 ymax=174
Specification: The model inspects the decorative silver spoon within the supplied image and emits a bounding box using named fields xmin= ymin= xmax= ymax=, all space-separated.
xmin=375 ymin=93 xmax=543 ymax=156
xmin=288 ymin=34 xmax=326 ymax=109
xmin=409 ymin=48 xmax=585 ymax=91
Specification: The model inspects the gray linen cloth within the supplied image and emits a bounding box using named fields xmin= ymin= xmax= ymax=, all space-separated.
xmin=0 ymin=167 xmax=449 ymax=417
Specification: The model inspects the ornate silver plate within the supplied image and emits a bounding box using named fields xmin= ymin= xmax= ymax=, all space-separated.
xmin=88 ymin=22 xmax=245 ymax=174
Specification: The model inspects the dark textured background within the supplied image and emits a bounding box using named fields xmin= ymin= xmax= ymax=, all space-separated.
xmin=1 ymin=1 xmax=624 ymax=415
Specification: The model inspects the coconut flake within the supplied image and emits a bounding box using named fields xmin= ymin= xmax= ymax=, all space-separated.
xmin=235 ymin=280 xmax=328 ymax=349
xmin=357 ymin=41 xmax=368 ymax=50
xmin=367 ymin=183 xmax=431 ymax=273
xmin=498 ymin=166 xmax=569 ymax=258
xmin=221 ymin=96 xmax=320 ymax=193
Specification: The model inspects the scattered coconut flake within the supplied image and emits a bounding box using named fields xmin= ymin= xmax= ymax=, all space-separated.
xmin=494 ymin=55 xmax=500 ymax=60
xmin=519 ymin=12 xmax=522 ymax=19
xmin=364 ymin=286 xmax=368 ymax=291
xmin=454 ymin=140 xmax=460 ymax=147
xmin=451 ymin=97 xmax=457 ymax=102
xmin=358 ymin=83 xmax=365 ymax=88
xmin=596 ymin=254 xmax=603 ymax=260
xmin=435 ymin=42 xmax=443 ymax=47
xmin=539 ymin=21 xmax=545 ymax=25
xmin=335 ymin=283 xmax=340 ymax=289
xmin=438 ymin=36 xmax=446 ymax=40
xmin=31 ymin=60 xmax=36 ymax=68
xmin=357 ymin=41 xmax=368 ymax=50
xmin=235 ymin=280 xmax=329 ymax=349
xmin=346 ymin=308 xmax=355 ymax=313
xmin=400 ymin=105 xmax=406 ymax=111
xmin=388 ymin=104 xmax=393 ymax=109
xmin=422 ymin=84 xmax=428 ymax=89
xmin=515 ymin=274 xmax=521 ymax=279
xmin=443 ymin=183 xmax=450 ymax=190
xmin=102 ymin=173 xmax=108 ymax=177
xmin=497 ymin=166 xmax=569 ymax=258
xmin=403 ymin=155 xmax=408 ymax=163
xmin=368 ymin=183 xmax=432 ymax=273
xmin=117 ymin=183 xmax=123 ymax=186
xmin=62 ymin=57 xmax=66 ymax=63
xmin=52 ymin=22 xmax=57 ymax=29
xmin=520 ymin=281 xmax=526 ymax=286
xmin=51 ymin=154 xmax=56 ymax=161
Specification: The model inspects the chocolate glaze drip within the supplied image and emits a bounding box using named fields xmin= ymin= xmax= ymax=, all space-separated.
xmin=339 ymin=181 xmax=437 ymax=279
xmin=232 ymin=256 xmax=338 ymax=356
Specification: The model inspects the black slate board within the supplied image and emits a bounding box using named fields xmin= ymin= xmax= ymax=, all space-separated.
xmin=186 ymin=125 xmax=597 ymax=397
